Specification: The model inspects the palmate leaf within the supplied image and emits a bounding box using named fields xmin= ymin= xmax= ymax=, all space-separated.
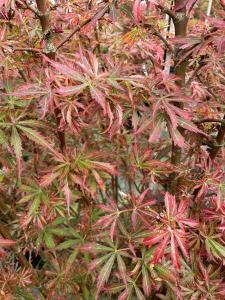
xmin=49 ymin=60 xmax=85 ymax=82
xmin=57 ymin=83 xmax=88 ymax=96
xmin=18 ymin=182 xmax=48 ymax=215
xmin=0 ymin=128 xmax=7 ymax=144
xmin=206 ymin=238 xmax=225 ymax=259
xmin=117 ymin=253 xmax=127 ymax=285
xmin=142 ymin=265 xmax=151 ymax=297
xmin=96 ymin=254 xmax=116 ymax=299
xmin=28 ymin=195 xmax=41 ymax=215
xmin=89 ymin=253 xmax=113 ymax=271
xmin=0 ymin=238 xmax=16 ymax=247
xmin=17 ymin=125 xmax=61 ymax=158
xmin=44 ymin=232 xmax=55 ymax=249
xmin=90 ymin=86 xmax=107 ymax=113
xmin=11 ymin=126 xmax=22 ymax=177
xmin=144 ymin=192 xmax=196 ymax=268
xmin=133 ymin=284 xmax=145 ymax=300
xmin=153 ymin=264 xmax=177 ymax=283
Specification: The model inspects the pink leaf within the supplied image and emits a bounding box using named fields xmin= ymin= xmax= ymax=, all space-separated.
xmin=95 ymin=215 xmax=114 ymax=228
xmin=91 ymin=161 xmax=117 ymax=175
xmin=92 ymin=169 xmax=105 ymax=192
xmin=49 ymin=60 xmax=84 ymax=82
xmin=39 ymin=172 xmax=60 ymax=187
xmin=90 ymin=87 xmax=107 ymax=114
xmin=131 ymin=209 xmax=137 ymax=230
xmin=57 ymin=83 xmax=88 ymax=96
xmin=165 ymin=192 xmax=177 ymax=219
xmin=110 ymin=219 xmax=117 ymax=240
xmin=174 ymin=231 xmax=188 ymax=258
xmin=170 ymin=233 xmax=180 ymax=269
xmin=0 ymin=238 xmax=16 ymax=247
xmin=137 ymin=188 xmax=150 ymax=205
xmin=167 ymin=124 xmax=186 ymax=148
xmin=133 ymin=0 xmax=142 ymax=22
xmin=148 ymin=119 xmax=164 ymax=143
xmin=63 ymin=181 xmax=72 ymax=215
xmin=153 ymin=235 xmax=169 ymax=263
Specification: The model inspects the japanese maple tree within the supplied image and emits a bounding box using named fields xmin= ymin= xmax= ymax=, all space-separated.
xmin=0 ymin=0 xmax=225 ymax=299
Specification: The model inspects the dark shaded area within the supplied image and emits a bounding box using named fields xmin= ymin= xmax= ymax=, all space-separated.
xmin=24 ymin=251 xmax=44 ymax=269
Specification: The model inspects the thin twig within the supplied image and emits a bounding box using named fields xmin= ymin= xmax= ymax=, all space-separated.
xmin=56 ymin=4 xmax=109 ymax=50
xmin=186 ymin=64 xmax=205 ymax=85
xmin=153 ymin=30 xmax=174 ymax=55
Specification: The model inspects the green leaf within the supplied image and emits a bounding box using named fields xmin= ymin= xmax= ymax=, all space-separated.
xmin=16 ymin=286 xmax=35 ymax=300
xmin=206 ymin=238 xmax=225 ymax=259
xmin=0 ymin=129 xmax=7 ymax=144
xmin=97 ymin=254 xmax=116 ymax=293
xmin=56 ymin=239 xmax=78 ymax=250
xmin=47 ymin=227 xmax=69 ymax=237
xmin=51 ymin=216 xmax=66 ymax=226
xmin=117 ymin=254 xmax=127 ymax=284
xmin=44 ymin=232 xmax=55 ymax=249
xmin=134 ymin=284 xmax=145 ymax=300
xmin=142 ymin=265 xmax=151 ymax=296
xmin=89 ymin=253 xmax=112 ymax=271
xmin=17 ymin=125 xmax=60 ymax=157
xmin=86 ymin=243 xmax=114 ymax=252
xmin=28 ymin=196 xmax=41 ymax=215
xmin=153 ymin=264 xmax=177 ymax=283
xmin=11 ymin=127 xmax=22 ymax=174
xmin=66 ymin=248 xmax=79 ymax=270
xmin=18 ymin=194 xmax=34 ymax=204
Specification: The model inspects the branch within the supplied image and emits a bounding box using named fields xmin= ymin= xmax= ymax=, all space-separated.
xmin=167 ymin=0 xmax=188 ymax=194
xmin=157 ymin=4 xmax=177 ymax=22
xmin=209 ymin=114 xmax=225 ymax=160
xmin=186 ymin=63 xmax=205 ymax=85
xmin=36 ymin=0 xmax=50 ymax=33
xmin=153 ymin=30 xmax=174 ymax=55
xmin=194 ymin=118 xmax=225 ymax=125
xmin=56 ymin=4 xmax=109 ymax=50
xmin=13 ymin=47 xmax=42 ymax=53
xmin=16 ymin=0 xmax=40 ymax=17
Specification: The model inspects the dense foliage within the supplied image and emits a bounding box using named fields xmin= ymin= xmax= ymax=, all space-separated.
xmin=0 ymin=0 xmax=225 ymax=299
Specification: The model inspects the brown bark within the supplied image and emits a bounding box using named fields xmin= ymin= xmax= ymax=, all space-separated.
xmin=36 ymin=0 xmax=50 ymax=33
xmin=167 ymin=1 xmax=189 ymax=194
xmin=35 ymin=0 xmax=65 ymax=152
xmin=209 ymin=114 xmax=225 ymax=160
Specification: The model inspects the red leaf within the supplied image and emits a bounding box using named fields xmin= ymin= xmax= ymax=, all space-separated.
xmin=144 ymin=231 xmax=168 ymax=246
xmin=165 ymin=192 xmax=177 ymax=219
xmin=174 ymin=231 xmax=188 ymax=258
xmin=170 ymin=233 xmax=180 ymax=269
xmin=153 ymin=235 xmax=169 ymax=263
